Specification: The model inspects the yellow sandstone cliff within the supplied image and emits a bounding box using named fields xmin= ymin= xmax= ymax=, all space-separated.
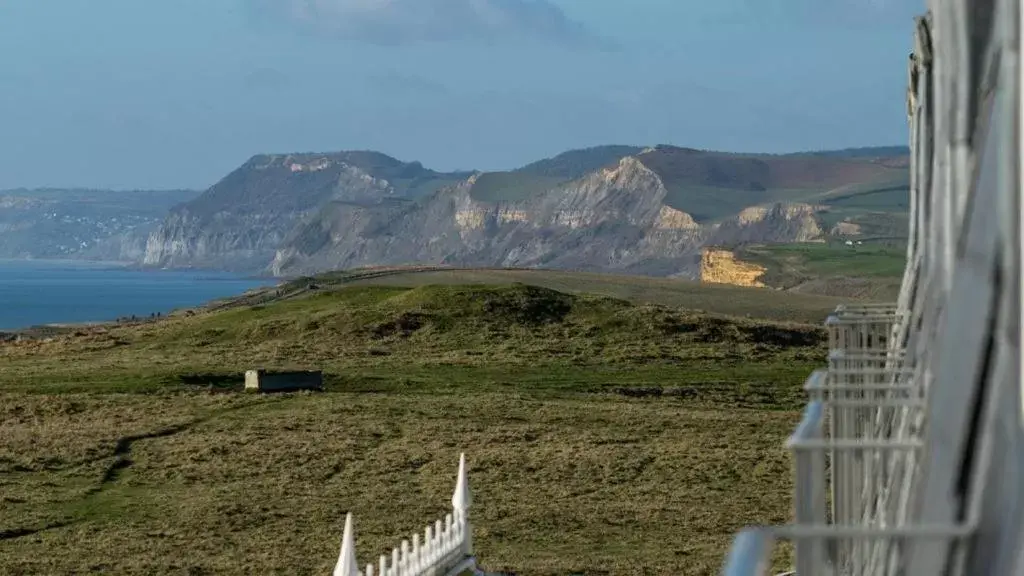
xmin=700 ymin=248 xmax=767 ymax=288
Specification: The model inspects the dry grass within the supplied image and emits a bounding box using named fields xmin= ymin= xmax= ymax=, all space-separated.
xmin=0 ymin=283 xmax=818 ymax=574
xmin=278 ymin=268 xmax=846 ymax=324
xmin=0 ymin=393 xmax=797 ymax=575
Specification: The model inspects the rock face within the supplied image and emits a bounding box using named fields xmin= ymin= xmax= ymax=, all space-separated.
xmin=140 ymin=145 xmax=909 ymax=277
xmin=270 ymin=156 xmax=711 ymax=277
xmin=143 ymin=152 xmax=469 ymax=271
xmin=699 ymin=248 xmax=768 ymax=287
xmin=708 ymin=203 xmax=826 ymax=246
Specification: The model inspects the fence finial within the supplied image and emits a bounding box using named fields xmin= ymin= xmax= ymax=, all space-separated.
xmin=452 ymin=452 xmax=471 ymax=513
xmin=334 ymin=512 xmax=359 ymax=576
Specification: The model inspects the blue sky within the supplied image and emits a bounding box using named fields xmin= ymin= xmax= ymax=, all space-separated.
xmin=0 ymin=0 xmax=923 ymax=190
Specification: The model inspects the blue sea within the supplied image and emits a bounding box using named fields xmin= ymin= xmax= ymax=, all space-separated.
xmin=0 ymin=260 xmax=272 ymax=330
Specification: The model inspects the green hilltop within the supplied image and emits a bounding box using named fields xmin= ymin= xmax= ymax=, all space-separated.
xmin=468 ymin=144 xmax=909 ymax=225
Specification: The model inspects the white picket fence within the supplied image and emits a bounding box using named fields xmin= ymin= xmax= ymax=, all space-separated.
xmin=334 ymin=453 xmax=475 ymax=576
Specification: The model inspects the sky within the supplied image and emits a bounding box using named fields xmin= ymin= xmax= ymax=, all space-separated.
xmin=0 ymin=0 xmax=923 ymax=190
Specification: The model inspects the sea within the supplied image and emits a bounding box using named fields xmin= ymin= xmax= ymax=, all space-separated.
xmin=0 ymin=259 xmax=272 ymax=330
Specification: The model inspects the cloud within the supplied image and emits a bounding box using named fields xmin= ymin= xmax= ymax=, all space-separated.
xmin=246 ymin=0 xmax=604 ymax=46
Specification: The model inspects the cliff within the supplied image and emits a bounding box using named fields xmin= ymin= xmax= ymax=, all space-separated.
xmin=143 ymin=152 xmax=469 ymax=271
xmin=140 ymin=145 xmax=909 ymax=277
xmin=270 ymin=155 xmax=710 ymax=276
xmin=700 ymin=248 xmax=768 ymax=287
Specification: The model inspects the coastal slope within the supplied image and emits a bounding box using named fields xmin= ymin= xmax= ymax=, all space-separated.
xmin=139 ymin=145 xmax=910 ymax=278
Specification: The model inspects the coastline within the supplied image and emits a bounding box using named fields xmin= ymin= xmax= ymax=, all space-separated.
xmin=0 ymin=257 xmax=280 ymax=281
xmin=0 ymin=321 xmax=110 ymax=340
xmin=0 ymin=260 xmax=276 ymax=334
xmin=1 ymin=313 xmax=187 ymax=340
xmin=120 ymin=261 xmax=279 ymax=282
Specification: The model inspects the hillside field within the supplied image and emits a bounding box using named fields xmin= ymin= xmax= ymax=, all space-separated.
xmin=0 ymin=280 xmax=842 ymax=574
xmin=467 ymin=145 xmax=909 ymax=225
xmin=734 ymin=242 xmax=907 ymax=300
xmin=221 ymin=267 xmax=848 ymax=325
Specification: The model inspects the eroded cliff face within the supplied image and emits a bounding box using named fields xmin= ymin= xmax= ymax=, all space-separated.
xmin=269 ymin=156 xmax=826 ymax=277
xmin=143 ymin=153 xmax=444 ymax=271
xmin=699 ymin=248 xmax=767 ymax=287
xmin=143 ymin=209 xmax=293 ymax=271
xmin=707 ymin=203 xmax=825 ymax=246
xmin=269 ymin=157 xmax=700 ymax=276
xmin=139 ymin=146 xmax=898 ymax=278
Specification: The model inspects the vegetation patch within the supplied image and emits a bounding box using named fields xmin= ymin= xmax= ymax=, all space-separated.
xmin=370 ymin=311 xmax=430 ymax=339
xmin=636 ymin=146 xmax=907 ymax=222
xmin=516 ymin=145 xmax=645 ymax=179
xmin=0 ymin=281 xmax=822 ymax=574
xmin=468 ymin=171 xmax=567 ymax=203
xmin=225 ymin=267 xmax=847 ymax=325
xmin=475 ymin=284 xmax=575 ymax=325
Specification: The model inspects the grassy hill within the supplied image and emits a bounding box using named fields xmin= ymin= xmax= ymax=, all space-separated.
xmin=516 ymin=145 xmax=648 ymax=179
xmin=467 ymin=171 xmax=568 ymax=203
xmin=806 ymin=173 xmax=910 ymax=240
xmin=793 ymin=145 xmax=910 ymax=158
xmin=636 ymin=145 xmax=908 ymax=223
xmin=467 ymin=145 xmax=910 ymax=221
xmin=468 ymin=145 xmax=645 ymax=203
xmin=0 ymin=281 xmax=825 ymax=574
xmin=215 ymin=267 xmax=847 ymax=324
xmin=188 ymin=152 xmax=471 ymax=216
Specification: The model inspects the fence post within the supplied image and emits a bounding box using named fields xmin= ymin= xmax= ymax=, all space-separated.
xmin=334 ymin=513 xmax=360 ymax=576
xmin=787 ymin=401 xmax=829 ymax=576
xmin=452 ymin=452 xmax=473 ymax=556
xmin=720 ymin=528 xmax=773 ymax=576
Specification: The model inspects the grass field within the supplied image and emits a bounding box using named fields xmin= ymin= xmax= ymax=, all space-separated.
xmin=744 ymin=243 xmax=906 ymax=278
xmin=809 ymin=178 xmax=910 ymax=241
xmin=734 ymin=243 xmax=906 ymax=301
xmin=237 ymin=267 xmax=847 ymax=325
xmin=468 ymin=172 xmax=569 ymax=203
xmin=0 ymin=283 xmax=830 ymax=574
xmin=808 ymin=178 xmax=909 ymax=211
